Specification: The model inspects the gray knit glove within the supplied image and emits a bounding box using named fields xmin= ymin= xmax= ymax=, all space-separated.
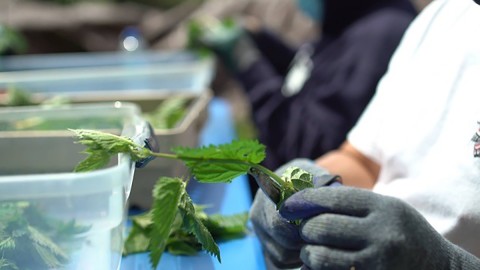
xmin=249 ymin=159 xmax=337 ymax=268
xmin=280 ymin=186 xmax=480 ymax=270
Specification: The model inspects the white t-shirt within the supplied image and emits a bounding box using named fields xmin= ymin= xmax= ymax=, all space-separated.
xmin=348 ymin=0 xmax=480 ymax=257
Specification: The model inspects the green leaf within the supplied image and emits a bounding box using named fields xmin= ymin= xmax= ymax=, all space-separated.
xmin=3 ymin=87 xmax=36 ymax=107
xmin=0 ymin=25 xmax=28 ymax=55
xmin=27 ymin=226 xmax=69 ymax=267
xmin=123 ymin=213 xmax=154 ymax=256
xmin=179 ymin=193 xmax=220 ymax=262
xmin=144 ymin=97 xmax=189 ymax=130
xmin=166 ymin=240 xmax=200 ymax=256
xmin=131 ymin=213 xmax=153 ymax=230
xmin=172 ymin=140 xmax=265 ymax=183
xmin=282 ymin=167 xmax=314 ymax=191
xmin=51 ymin=219 xmax=91 ymax=243
xmin=0 ymin=202 xmax=89 ymax=269
xmin=203 ymin=212 xmax=249 ymax=240
xmin=0 ymin=236 xmax=16 ymax=251
xmin=74 ymin=149 xmax=111 ymax=173
xmin=149 ymin=177 xmax=186 ymax=269
xmin=0 ymin=202 xmax=27 ymax=226
xmin=123 ymin=222 xmax=151 ymax=256
xmin=71 ymin=129 xmax=152 ymax=172
xmin=0 ymin=258 xmax=19 ymax=270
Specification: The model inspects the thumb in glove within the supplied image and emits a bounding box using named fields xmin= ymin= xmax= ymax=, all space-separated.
xmin=280 ymin=186 xmax=480 ymax=270
xmin=249 ymin=159 xmax=340 ymax=269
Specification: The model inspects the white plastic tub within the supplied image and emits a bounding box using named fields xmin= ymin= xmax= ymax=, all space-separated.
xmin=0 ymin=103 xmax=150 ymax=270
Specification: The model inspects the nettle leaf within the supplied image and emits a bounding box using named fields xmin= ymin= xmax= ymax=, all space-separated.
xmin=131 ymin=213 xmax=153 ymax=230
xmin=123 ymin=212 xmax=159 ymax=256
xmin=0 ymin=202 xmax=26 ymax=226
xmin=179 ymin=193 xmax=220 ymax=262
xmin=202 ymin=213 xmax=249 ymax=240
xmin=123 ymin=222 xmax=150 ymax=255
xmin=52 ymin=220 xmax=91 ymax=243
xmin=282 ymin=167 xmax=314 ymax=191
xmin=166 ymin=240 xmax=199 ymax=256
xmin=70 ymin=132 xmax=288 ymax=267
xmin=0 ymin=258 xmax=19 ymax=270
xmin=71 ymin=129 xmax=151 ymax=172
xmin=172 ymin=140 xmax=266 ymax=183
xmin=149 ymin=177 xmax=186 ymax=269
xmin=0 ymin=236 xmax=15 ymax=251
xmin=73 ymin=149 xmax=110 ymax=173
xmin=27 ymin=226 xmax=69 ymax=268
xmin=0 ymin=202 xmax=89 ymax=269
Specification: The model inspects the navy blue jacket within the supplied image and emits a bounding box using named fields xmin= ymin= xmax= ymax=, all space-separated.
xmin=236 ymin=0 xmax=417 ymax=170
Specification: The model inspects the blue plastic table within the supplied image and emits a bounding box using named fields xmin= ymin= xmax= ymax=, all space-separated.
xmin=120 ymin=98 xmax=267 ymax=270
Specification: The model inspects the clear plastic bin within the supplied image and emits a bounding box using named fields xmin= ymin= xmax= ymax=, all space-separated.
xmin=0 ymin=50 xmax=214 ymax=94
xmin=0 ymin=102 xmax=150 ymax=270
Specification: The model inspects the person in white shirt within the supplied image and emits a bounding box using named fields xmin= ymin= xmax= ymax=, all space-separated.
xmin=250 ymin=0 xmax=480 ymax=268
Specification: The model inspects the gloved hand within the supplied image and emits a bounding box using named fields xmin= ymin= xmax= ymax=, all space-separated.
xmin=187 ymin=17 xmax=260 ymax=73
xmin=249 ymin=158 xmax=339 ymax=268
xmin=280 ymin=186 xmax=480 ymax=270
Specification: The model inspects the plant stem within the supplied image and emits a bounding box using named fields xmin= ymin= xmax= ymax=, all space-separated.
xmin=250 ymin=164 xmax=284 ymax=189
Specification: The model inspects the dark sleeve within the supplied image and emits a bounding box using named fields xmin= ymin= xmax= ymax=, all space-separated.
xmin=240 ymin=10 xmax=415 ymax=170
xmin=248 ymin=29 xmax=297 ymax=76
xmin=229 ymin=29 xmax=296 ymax=101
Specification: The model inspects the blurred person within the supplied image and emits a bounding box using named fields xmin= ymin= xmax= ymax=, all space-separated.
xmin=249 ymin=0 xmax=480 ymax=268
xmin=194 ymin=0 xmax=417 ymax=173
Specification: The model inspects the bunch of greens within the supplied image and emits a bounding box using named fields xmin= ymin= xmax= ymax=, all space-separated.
xmin=0 ymin=116 xmax=124 ymax=132
xmin=0 ymin=86 xmax=70 ymax=108
xmin=123 ymin=185 xmax=249 ymax=259
xmin=0 ymin=87 xmax=36 ymax=107
xmin=71 ymin=129 xmax=314 ymax=269
xmin=0 ymin=202 xmax=90 ymax=270
xmin=0 ymin=88 xmax=188 ymax=131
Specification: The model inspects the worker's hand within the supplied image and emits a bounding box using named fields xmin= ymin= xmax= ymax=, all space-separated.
xmin=187 ymin=17 xmax=259 ymax=72
xmin=280 ymin=187 xmax=480 ymax=270
xmin=249 ymin=159 xmax=337 ymax=268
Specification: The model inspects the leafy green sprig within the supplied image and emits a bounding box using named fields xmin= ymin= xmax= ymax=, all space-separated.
xmin=71 ymin=129 xmax=288 ymax=195
xmin=71 ymin=129 xmax=312 ymax=269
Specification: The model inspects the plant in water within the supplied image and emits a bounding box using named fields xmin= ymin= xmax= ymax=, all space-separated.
xmin=71 ymin=129 xmax=314 ymax=269
xmin=0 ymin=202 xmax=90 ymax=270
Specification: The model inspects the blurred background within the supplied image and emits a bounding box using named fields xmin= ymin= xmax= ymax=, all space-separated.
xmin=0 ymin=0 xmax=432 ymax=139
